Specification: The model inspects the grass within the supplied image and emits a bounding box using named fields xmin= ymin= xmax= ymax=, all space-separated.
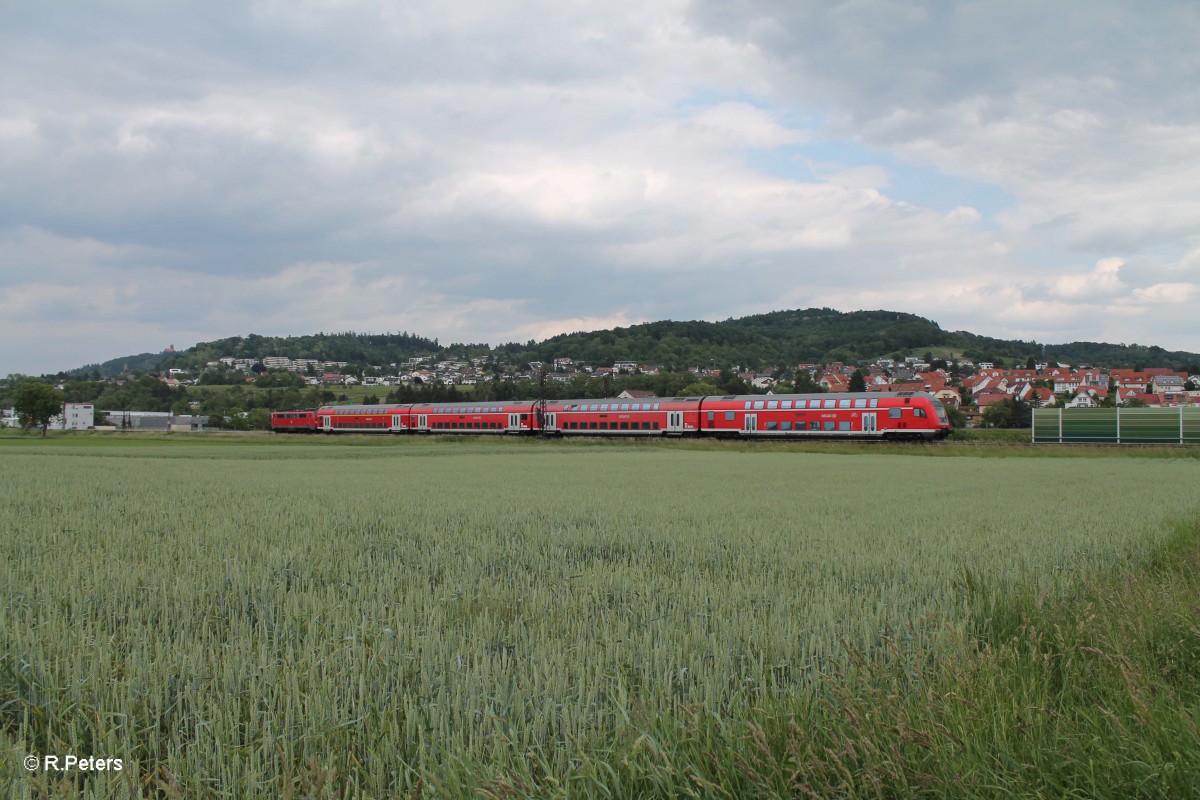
xmin=1 ymin=440 xmax=1198 ymax=797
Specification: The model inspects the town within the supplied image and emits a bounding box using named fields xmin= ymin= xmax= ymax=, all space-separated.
xmin=6 ymin=350 xmax=1198 ymax=432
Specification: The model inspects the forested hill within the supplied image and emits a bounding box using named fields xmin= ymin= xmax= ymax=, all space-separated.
xmin=511 ymin=310 xmax=951 ymax=367
xmin=510 ymin=309 xmax=1199 ymax=371
xmin=68 ymin=309 xmax=1199 ymax=377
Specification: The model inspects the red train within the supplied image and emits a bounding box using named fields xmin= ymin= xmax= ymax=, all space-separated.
xmin=271 ymin=392 xmax=951 ymax=440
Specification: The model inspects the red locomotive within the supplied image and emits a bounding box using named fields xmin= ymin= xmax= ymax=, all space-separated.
xmin=271 ymin=392 xmax=950 ymax=440
xmin=268 ymin=409 xmax=318 ymax=433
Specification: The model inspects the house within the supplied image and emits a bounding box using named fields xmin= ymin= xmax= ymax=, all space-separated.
xmin=617 ymin=389 xmax=658 ymax=399
xmin=1150 ymin=375 xmax=1186 ymax=393
xmin=973 ymin=390 xmax=1009 ymax=407
xmin=917 ymin=371 xmax=948 ymax=392
xmin=1067 ymin=392 xmax=1098 ymax=408
xmin=933 ymin=388 xmax=962 ymax=407
xmin=818 ymin=372 xmax=849 ymax=392
xmin=1052 ymin=374 xmax=1084 ymax=394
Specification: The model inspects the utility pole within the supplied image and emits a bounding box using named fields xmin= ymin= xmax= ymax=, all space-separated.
xmin=536 ymin=366 xmax=548 ymax=435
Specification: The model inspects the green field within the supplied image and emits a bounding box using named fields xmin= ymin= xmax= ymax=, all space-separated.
xmin=2 ymin=437 xmax=1199 ymax=797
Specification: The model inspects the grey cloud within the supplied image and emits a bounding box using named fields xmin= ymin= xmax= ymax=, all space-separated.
xmin=1 ymin=2 xmax=1197 ymax=375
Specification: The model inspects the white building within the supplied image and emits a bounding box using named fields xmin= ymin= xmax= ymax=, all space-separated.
xmin=60 ymin=403 xmax=95 ymax=430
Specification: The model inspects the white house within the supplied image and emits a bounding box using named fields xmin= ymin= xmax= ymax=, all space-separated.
xmin=59 ymin=403 xmax=95 ymax=430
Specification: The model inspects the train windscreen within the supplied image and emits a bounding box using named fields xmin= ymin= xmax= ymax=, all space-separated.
xmin=930 ymin=398 xmax=949 ymax=424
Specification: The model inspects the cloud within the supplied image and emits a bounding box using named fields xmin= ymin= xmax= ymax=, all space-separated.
xmin=0 ymin=2 xmax=1197 ymax=375
xmin=1048 ymin=257 xmax=1125 ymax=300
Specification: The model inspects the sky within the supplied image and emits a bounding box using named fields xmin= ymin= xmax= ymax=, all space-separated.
xmin=2 ymin=1 xmax=1198 ymax=375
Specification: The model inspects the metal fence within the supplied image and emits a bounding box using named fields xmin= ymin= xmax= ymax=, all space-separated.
xmin=1032 ymin=406 xmax=1200 ymax=444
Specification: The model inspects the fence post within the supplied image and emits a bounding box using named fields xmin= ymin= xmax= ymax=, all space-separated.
xmin=1116 ymin=405 xmax=1121 ymax=444
xmin=1181 ymin=405 xmax=1185 ymax=444
xmin=1058 ymin=407 xmax=1063 ymax=443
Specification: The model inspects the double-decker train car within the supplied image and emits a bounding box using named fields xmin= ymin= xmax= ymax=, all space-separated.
xmin=409 ymin=400 xmax=537 ymax=433
xmin=271 ymin=391 xmax=951 ymax=440
xmin=546 ymin=397 xmax=701 ymax=435
xmin=315 ymin=404 xmax=409 ymax=433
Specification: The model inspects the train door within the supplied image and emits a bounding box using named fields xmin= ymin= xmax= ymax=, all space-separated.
xmin=544 ymin=412 xmax=557 ymax=431
xmin=320 ymin=414 xmax=331 ymax=432
xmin=862 ymin=413 xmax=877 ymax=434
xmin=391 ymin=414 xmax=403 ymax=432
xmin=743 ymin=413 xmax=757 ymax=433
xmin=507 ymin=413 xmax=521 ymax=431
xmin=667 ymin=411 xmax=684 ymax=433
xmin=417 ymin=414 xmax=428 ymax=431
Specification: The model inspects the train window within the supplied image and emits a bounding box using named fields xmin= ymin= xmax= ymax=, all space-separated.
xmin=767 ymin=400 xmax=778 ymax=410
xmin=853 ymin=399 xmax=867 ymax=408
xmin=653 ymin=403 xmax=660 ymax=410
xmin=589 ymin=422 xmax=598 ymax=429
xmin=521 ymin=414 xmax=528 ymax=421
xmin=653 ymin=422 xmax=660 ymax=430
xmin=889 ymin=408 xmax=902 ymax=419
xmin=620 ymin=422 xmax=629 ymax=430
xmin=824 ymin=399 xmax=837 ymax=409
xmin=766 ymin=421 xmax=778 ymax=430
xmin=781 ymin=420 xmax=792 ymax=431
xmin=810 ymin=421 xmax=820 ymax=431
xmin=599 ymin=422 xmax=608 ymax=430
xmin=725 ymin=411 xmax=736 ymax=421
xmin=617 ymin=403 xmax=626 ymax=411
xmin=839 ymin=421 xmax=851 ymax=431
xmin=824 ymin=421 xmax=836 ymax=431
xmin=642 ymin=422 xmax=652 ymax=430
xmin=753 ymin=400 xmax=764 ymax=410
xmin=600 ymin=404 xmax=609 ymax=411
xmin=744 ymin=401 xmax=752 ymax=410
xmin=707 ymin=412 xmax=715 ymax=421
xmin=914 ymin=408 xmax=926 ymax=418
xmin=870 ymin=399 xmax=879 ymax=408
xmin=781 ymin=400 xmax=792 ymax=409
xmin=838 ymin=399 xmax=851 ymax=409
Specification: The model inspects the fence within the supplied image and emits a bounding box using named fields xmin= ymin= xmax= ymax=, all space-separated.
xmin=1031 ymin=406 xmax=1200 ymax=444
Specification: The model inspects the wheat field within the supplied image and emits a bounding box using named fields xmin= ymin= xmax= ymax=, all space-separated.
xmin=2 ymin=439 xmax=1198 ymax=796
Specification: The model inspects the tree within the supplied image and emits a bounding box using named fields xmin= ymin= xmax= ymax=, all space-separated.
xmin=678 ymin=381 xmax=720 ymax=397
xmin=945 ymin=404 xmax=967 ymax=428
xmin=848 ymin=370 xmax=867 ymax=392
xmin=980 ymin=402 xmax=1011 ymax=428
xmin=15 ymin=381 xmax=64 ymax=436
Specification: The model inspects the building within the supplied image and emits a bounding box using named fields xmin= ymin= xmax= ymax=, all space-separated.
xmin=60 ymin=403 xmax=95 ymax=430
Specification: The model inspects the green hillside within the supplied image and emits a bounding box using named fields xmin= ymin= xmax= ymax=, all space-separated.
xmin=64 ymin=309 xmax=1200 ymax=377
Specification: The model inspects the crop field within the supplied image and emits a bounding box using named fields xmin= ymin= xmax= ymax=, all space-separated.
xmin=2 ymin=438 xmax=1199 ymax=797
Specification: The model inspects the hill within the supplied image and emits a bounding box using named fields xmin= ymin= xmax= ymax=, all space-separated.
xmin=64 ymin=309 xmax=1200 ymax=377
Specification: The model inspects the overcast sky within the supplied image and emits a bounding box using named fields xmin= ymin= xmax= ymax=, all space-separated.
xmin=2 ymin=1 xmax=1198 ymax=375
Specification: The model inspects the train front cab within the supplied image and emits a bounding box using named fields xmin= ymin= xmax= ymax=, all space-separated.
xmin=697 ymin=393 xmax=948 ymax=439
